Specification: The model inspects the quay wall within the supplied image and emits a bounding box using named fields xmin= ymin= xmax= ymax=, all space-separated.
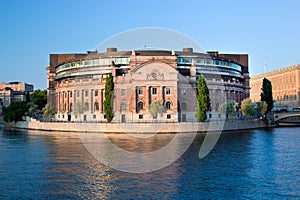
xmin=9 ymin=119 xmax=266 ymax=133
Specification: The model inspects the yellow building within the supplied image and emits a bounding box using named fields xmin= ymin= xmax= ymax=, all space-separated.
xmin=250 ymin=64 xmax=300 ymax=106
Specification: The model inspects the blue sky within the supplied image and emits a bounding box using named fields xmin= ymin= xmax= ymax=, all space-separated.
xmin=0 ymin=0 xmax=299 ymax=89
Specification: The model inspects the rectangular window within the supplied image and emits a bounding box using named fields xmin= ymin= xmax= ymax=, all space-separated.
xmin=77 ymin=91 xmax=80 ymax=97
xmin=93 ymin=115 xmax=96 ymax=119
xmin=85 ymin=91 xmax=88 ymax=97
xmin=152 ymin=87 xmax=157 ymax=95
xmin=95 ymin=90 xmax=98 ymax=97
xmin=166 ymin=88 xmax=171 ymax=95
xmin=69 ymin=92 xmax=72 ymax=98
xmin=121 ymin=89 xmax=126 ymax=96
xmin=138 ymin=87 xmax=143 ymax=95
xmin=139 ymin=115 xmax=143 ymax=119
xmin=167 ymin=114 xmax=171 ymax=119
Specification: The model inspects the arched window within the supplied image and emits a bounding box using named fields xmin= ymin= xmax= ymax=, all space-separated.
xmin=94 ymin=102 xmax=99 ymax=111
xmin=138 ymin=101 xmax=144 ymax=111
xmin=166 ymin=101 xmax=172 ymax=110
xmin=120 ymin=102 xmax=126 ymax=111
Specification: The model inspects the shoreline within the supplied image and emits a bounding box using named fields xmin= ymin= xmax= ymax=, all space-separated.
xmin=4 ymin=119 xmax=266 ymax=134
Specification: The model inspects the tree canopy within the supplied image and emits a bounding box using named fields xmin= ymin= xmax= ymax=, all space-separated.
xmin=241 ymin=98 xmax=256 ymax=117
xmin=260 ymin=78 xmax=273 ymax=113
xmin=256 ymin=101 xmax=268 ymax=116
xmin=31 ymin=90 xmax=47 ymax=110
xmin=43 ymin=103 xmax=56 ymax=119
xmin=195 ymin=75 xmax=210 ymax=122
xmin=104 ymin=73 xmax=114 ymax=123
xmin=3 ymin=101 xmax=28 ymax=122
xmin=149 ymin=100 xmax=164 ymax=119
xmin=219 ymin=100 xmax=239 ymax=119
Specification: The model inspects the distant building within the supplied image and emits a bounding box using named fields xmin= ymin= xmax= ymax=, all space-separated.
xmin=0 ymin=82 xmax=34 ymax=107
xmin=47 ymin=48 xmax=250 ymax=122
xmin=250 ymin=64 xmax=300 ymax=106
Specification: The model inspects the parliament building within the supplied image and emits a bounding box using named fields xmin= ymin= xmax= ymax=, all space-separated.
xmin=47 ymin=48 xmax=250 ymax=122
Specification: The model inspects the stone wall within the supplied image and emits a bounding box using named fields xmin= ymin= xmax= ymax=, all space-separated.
xmin=10 ymin=119 xmax=266 ymax=133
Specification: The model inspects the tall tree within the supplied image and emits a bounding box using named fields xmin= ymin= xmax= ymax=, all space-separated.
xmin=31 ymin=90 xmax=47 ymax=110
xmin=219 ymin=100 xmax=239 ymax=119
xmin=43 ymin=103 xmax=56 ymax=119
xmin=195 ymin=75 xmax=210 ymax=122
xmin=104 ymin=73 xmax=114 ymax=123
xmin=241 ymin=98 xmax=256 ymax=117
xmin=260 ymin=78 xmax=273 ymax=113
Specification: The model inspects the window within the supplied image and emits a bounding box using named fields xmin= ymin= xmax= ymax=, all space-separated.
xmin=181 ymin=102 xmax=187 ymax=111
xmin=121 ymin=89 xmax=126 ymax=96
xmin=95 ymin=90 xmax=98 ymax=97
xmin=167 ymin=114 xmax=171 ymax=119
xmin=84 ymin=102 xmax=89 ymax=111
xmin=94 ymin=102 xmax=99 ymax=111
xmin=77 ymin=91 xmax=80 ymax=97
xmin=138 ymin=87 xmax=143 ymax=95
xmin=93 ymin=115 xmax=96 ymax=119
xmin=166 ymin=101 xmax=171 ymax=110
xmin=181 ymin=88 xmax=186 ymax=96
xmin=139 ymin=115 xmax=143 ymax=119
xmin=69 ymin=92 xmax=72 ymax=98
xmin=70 ymin=103 xmax=73 ymax=112
xmin=152 ymin=87 xmax=157 ymax=95
xmin=138 ymin=101 xmax=144 ymax=110
xmin=120 ymin=102 xmax=126 ymax=111
xmin=85 ymin=91 xmax=89 ymax=97
xmin=166 ymin=88 xmax=171 ymax=95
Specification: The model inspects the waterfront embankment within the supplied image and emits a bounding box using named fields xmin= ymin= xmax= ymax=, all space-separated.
xmin=7 ymin=118 xmax=266 ymax=133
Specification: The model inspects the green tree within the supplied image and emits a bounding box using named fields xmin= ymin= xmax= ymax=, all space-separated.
xmin=31 ymin=90 xmax=47 ymax=110
xmin=260 ymin=78 xmax=273 ymax=113
xmin=104 ymin=73 xmax=114 ymax=123
xmin=219 ymin=100 xmax=239 ymax=119
xmin=256 ymin=101 xmax=268 ymax=116
xmin=241 ymin=98 xmax=256 ymax=117
xmin=195 ymin=75 xmax=210 ymax=122
xmin=43 ymin=103 xmax=56 ymax=119
xmin=27 ymin=102 xmax=39 ymax=117
xmin=149 ymin=100 xmax=164 ymax=119
xmin=3 ymin=101 xmax=28 ymax=122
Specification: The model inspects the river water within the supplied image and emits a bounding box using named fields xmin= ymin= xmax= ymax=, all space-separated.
xmin=0 ymin=127 xmax=299 ymax=199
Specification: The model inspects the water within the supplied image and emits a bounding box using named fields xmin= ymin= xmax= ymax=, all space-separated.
xmin=0 ymin=127 xmax=299 ymax=199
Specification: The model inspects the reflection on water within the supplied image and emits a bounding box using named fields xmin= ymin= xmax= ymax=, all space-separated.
xmin=0 ymin=128 xmax=299 ymax=199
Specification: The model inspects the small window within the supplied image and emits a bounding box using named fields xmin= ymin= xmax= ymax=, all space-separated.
xmin=138 ymin=87 xmax=143 ymax=95
xmin=139 ymin=115 xmax=143 ymax=119
xmin=95 ymin=90 xmax=98 ymax=97
xmin=152 ymin=87 xmax=157 ymax=95
xmin=85 ymin=91 xmax=89 ymax=97
xmin=69 ymin=92 xmax=72 ymax=98
xmin=166 ymin=88 xmax=171 ymax=95
xmin=93 ymin=115 xmax=96 ymax=119
xmin=75 ymin=115 xmax=78 ymax=119
xmin=77 ymin=91 xmax=80 ymax=97
xmin=104 ymin=115 xmax=106 ymax=119
xmin=166 ymin=101 xmax=171 ymax=110
xmin=121 ymin=89 xmax=126 ymax=96
xmin=167 ymin=114 xmax=171 ymax=119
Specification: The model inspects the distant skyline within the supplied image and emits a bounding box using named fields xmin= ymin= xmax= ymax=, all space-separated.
xmin=0 ymin=0 xmax=299 ymax=89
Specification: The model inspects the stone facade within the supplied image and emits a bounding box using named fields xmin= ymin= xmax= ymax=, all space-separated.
xmin=47 ymin=48 xmax=250 ymax=122
xmin=250 ymin=64 xmax=300 ymax=106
